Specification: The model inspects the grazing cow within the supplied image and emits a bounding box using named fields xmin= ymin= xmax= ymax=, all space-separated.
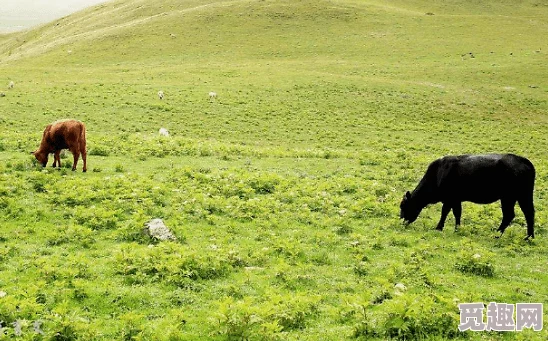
xmin=400 ymin=154 xmax=535 ymax=240
xmin=32 ymin=119 xmax=87 ymax=172
xmin=158 ymin=90 xmax=164 ymax=100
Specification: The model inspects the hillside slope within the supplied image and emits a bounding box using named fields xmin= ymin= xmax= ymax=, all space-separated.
xmin=1 ymin=0 xmax=546 ymax=66
xmin=0 ymin=0 xmax=546 ymax=157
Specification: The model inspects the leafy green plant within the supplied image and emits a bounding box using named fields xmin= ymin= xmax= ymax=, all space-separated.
xmin=247 ymin=173 xmax=280 ymax=194
xmin=269 ymin=295 xmax=320 ymax=331
xmin=216 ymin=297 xmax=262 ymax=340
xmin=454 ymin=252 xmax=495 ymax=277
xmin=215 ymin=294 xmax=320 ymax=340
xmin=120 ymin=312 xmax=145 ymax=341
xmin=89 ymin=145 xmax=110 ymax=156
xmin=114 ymin=243 xmax=235 ymax=286
xmin=74 ymin=207 xmax=121 ymax=230
xmin=353 ymin=294 xmax=459 ymax=339
xmin=30 ymin=173 xmax=49 ymax=192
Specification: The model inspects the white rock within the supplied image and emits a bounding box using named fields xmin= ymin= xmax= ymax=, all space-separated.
xmin=143 ymin=219 xmax=177 ymax=241
xmin=395 ymin=283 xmax=407 ymax=291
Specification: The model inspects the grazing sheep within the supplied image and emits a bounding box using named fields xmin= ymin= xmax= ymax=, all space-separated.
xmin=0 ymin=93 xmax=5 ymax=97
xmin=209 ymin=91 xmax=217 ymax=100
xmin=158 ymin=90 xmax=164 ymax=100
xmin=159 ymin=127 xmax=169 ymax=137
xmin=8 ymin=81 xmax=14 ymax=89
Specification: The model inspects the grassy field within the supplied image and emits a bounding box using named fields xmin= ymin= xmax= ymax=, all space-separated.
xmin=0 ymin=0 xmax=547 ymax=339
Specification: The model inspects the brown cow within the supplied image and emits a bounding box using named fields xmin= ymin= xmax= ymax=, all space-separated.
xmin=32 ymin=119 xmax=87 ymax=172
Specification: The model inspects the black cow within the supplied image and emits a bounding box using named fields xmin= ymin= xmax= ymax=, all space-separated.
xmin=400 ymin=154 xmax=535 ymax=240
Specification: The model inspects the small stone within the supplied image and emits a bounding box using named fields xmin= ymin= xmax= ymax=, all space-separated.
xmin=143 ymin=219 xmax=177 ymax=241
xmin=395 ymin=283 xmax=407 ymax=291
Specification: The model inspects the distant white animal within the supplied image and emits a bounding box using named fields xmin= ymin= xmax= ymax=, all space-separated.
xmin=158 ymin=90 xmax=164 ymax=100
xmin=209 ymin=91 xmax=217 ymax=100
xmin=159 ymin=128 xmax=169 ymax=137
xmin=8 ymin=81 xmax=14 ymax=89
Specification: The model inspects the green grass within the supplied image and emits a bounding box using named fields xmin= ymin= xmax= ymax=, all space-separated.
xmin=0 ymin=0 xmax=547 ymax=339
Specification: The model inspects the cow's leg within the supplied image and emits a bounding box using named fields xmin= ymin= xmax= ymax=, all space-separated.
xmin=72 ymin=151 xmax=80 ymax=171
xmin=436 ymin=203 xmax=452 ymax=231
xmin=53 ymin=151 xmax=61 ymax=168
xmin=496 ymin=198 xmax=516 ymax=237
xmin=453 ymin=202 xmax=462 ymax=231
xmin=81 ymin=146 xmax=87 ymax=172
xmin=517 ymin=196 xmax=535 ymax=240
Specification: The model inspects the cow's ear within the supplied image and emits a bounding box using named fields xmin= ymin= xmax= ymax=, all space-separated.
xmin=405 ymin=191 xmax=411 ymax=199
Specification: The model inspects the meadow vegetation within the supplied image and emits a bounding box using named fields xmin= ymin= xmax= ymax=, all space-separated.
xmin=0 ymin=0 xmax=547 ymax=339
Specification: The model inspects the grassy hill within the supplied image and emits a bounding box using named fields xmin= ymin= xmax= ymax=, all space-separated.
xmin=0 ymin=0 xmax=547 ymax=339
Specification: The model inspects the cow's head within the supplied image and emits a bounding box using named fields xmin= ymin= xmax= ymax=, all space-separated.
xmin=31 ymin=150 xmax=48 ymax=167
xmin=400 ymin=191 xmax=420 ymax=224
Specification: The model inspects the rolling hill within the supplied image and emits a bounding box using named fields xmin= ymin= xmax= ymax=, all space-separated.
xmin=0 ymin=0 xmax=546 ymax=150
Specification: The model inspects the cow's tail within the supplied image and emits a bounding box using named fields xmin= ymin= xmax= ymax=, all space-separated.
xmin=521 ymin=156 xmax=535 ymax=190
xmin=80 ymin=121 xmax=87 ymax=154
xmin=519 ymin=156 xmax=536 ymax=239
